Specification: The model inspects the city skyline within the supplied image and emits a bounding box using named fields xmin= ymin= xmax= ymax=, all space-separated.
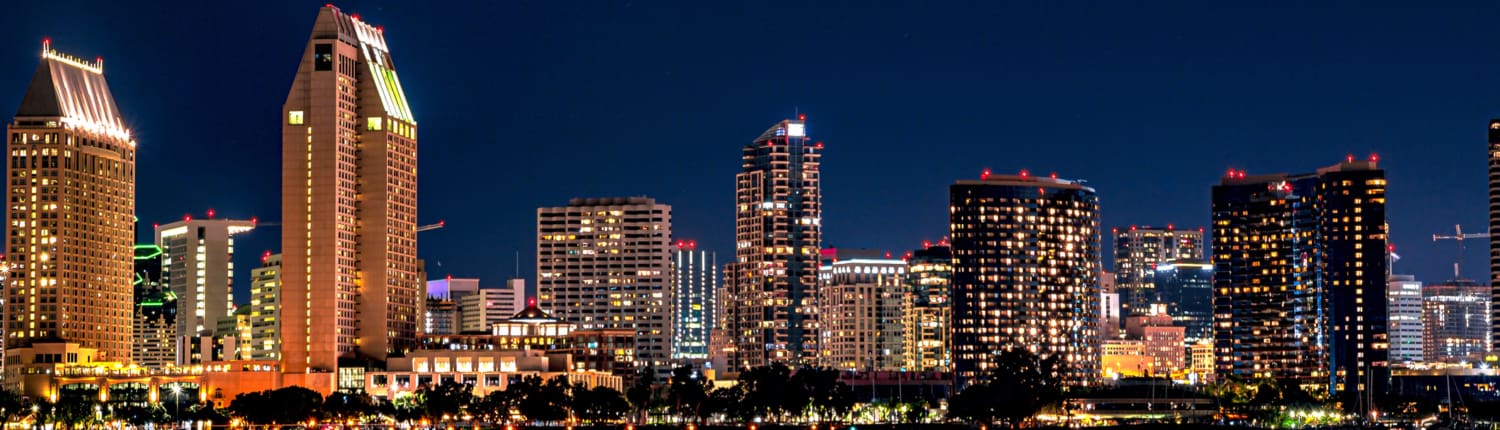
xmin=2 ymin=1 xmax=1499 ymax=304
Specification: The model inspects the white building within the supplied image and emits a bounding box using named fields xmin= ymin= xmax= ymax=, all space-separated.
xmin=155 ymin=218 xmax=255 ymax=343
xmin=1387 ymin=274 xmax=1423 ymax=363
xmin=460 ymin=282 xmax=524 ymax=333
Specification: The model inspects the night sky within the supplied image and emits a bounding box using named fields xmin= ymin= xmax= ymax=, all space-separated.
xmin=3 ymin=1 xmax=1497 ymax=302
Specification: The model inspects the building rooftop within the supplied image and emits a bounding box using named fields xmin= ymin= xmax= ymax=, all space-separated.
xmin=16 ymin=42 xmax=131 ymax=141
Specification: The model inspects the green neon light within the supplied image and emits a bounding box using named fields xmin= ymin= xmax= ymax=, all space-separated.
xmin=133 ymin=244 xmax=162 ymax=260
xmin=133 ymin=273 xmax=143 ymax=286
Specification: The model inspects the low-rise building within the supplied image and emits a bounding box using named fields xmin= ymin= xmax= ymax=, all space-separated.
xmin=364 ymin=348 xmax=622 ymax=400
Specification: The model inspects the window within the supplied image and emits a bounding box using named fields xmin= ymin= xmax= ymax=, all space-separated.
xmin=288 ymin=111 xmax=305 ymax=125
xmin=367 ymin=117 xmax=382 ymax=131
xmin=314 ymin=43 xmax=334 ymax=71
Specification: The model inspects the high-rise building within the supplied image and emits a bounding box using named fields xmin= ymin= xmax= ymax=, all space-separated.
xmin=727 ymin=116 xmax=822 ymax=370
xmin=5 ymin=42 xmax=136 ymax=364
xmin=672 ymin=240 xmax=716 ymax=361
xmin=281 ymin=5 xmax=421 ymax=381
xmin=423 ymin=298 xmax=459 ymax=336
xmin=537 ymin=197 xmax=673 ymax=371
xmin=819 ymin=252 xmax=906 ymax=371
xmin=1154 ymin=260 xmax=1213 ymax=342
xmin=1125 ymin=310 xmax=1186 ymax=377
xmin=214 ymin=305 xmax=253 ymax=361
xmin=1387 ymin=275 xmax=1423 ymax=364
xmin=427 ymin=277 xmax=480 ymax=301
xmin=1100 ymin=293 xmax=1122 ymax=339
xmin=1112 ymin=226 xmax=1203 ymax=317
xmin=1490 ymin=119 xmax=1500 ymax=353
xmin=949 ymin=171 xmax=1101 ymax=387
xmin=155 ymin=218 xmax=254 ymax=338
xmin=460 ymin=287 xmax=524 ymax=333
xmin=249 ymin=253 xmax=281 ymax=361
xmin=1422 ymin=280 xmax=1491 ymax=363
xmin=133 ymin=243 xmax=176 ymax=369
xmin=904 ymin=244 xmax=952 ymax=371
xmin=1212 ymin=159 xmax=1388 ymax=398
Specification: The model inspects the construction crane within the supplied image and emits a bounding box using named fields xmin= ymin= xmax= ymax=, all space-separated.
xmin=250 ymin=218 xmax=445 ymax=233
xmin=1432 ymin=224 xmax=1489 ymax=279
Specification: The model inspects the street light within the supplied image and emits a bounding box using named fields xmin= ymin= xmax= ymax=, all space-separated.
xmin=170 ymin=384 xmax=183 ymax=426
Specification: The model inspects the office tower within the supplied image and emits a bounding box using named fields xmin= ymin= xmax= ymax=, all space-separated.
xmin=537 ymin=197 xmax=673 ymax=371
xmin=1491 ymin=119 xmax=1500 ymax=352
xmin=1100 ymin=270 xmax=1115 ymax=294
xmin=949 ymin=171 xmax=1101 ymax=387
xmin=1154 ymin=260 xmax=1213 ymax=342
xmin=1100 ymin=293 xmax=1122 ymax=339
xmin=672 ymin=240 xmax=716 ymax=361
xmin=1422 ymin=280 xmax=1491 ymax=363
xmin=1212 ymin=159 xmax=1388 ymax=398
xmin=214 ymin=306 xmax=253 ymax=361
xmin=133 ymin=243 xmax=176 ymax=369
xmin=423 ymin=298 xmax=459 ymax=335
xmin=727 ymin=116 xmax=822 ymax=369
xmin=1112 ymin=226 xmax=1203 ymax=317
xmin=428 ymin=277 xmax=480 ymax=301
xmin=460 ymin=287 xmax=524 ymax=333
xmin=155 ymin=218 xmax=254 ymax=338
xmin=905 ymin=244 xmax=952 ymax=372
xmin=281 ymin=5 xmax=421 ymax=379
xmin=1387 ymin=275 xmax=1423 ymax=363
xmin=820 ymin=252 xmax=907 ymax=371
xmin=5 ymin=42 xmax=135 ymax=364
xmin=249 ymin=253 xmax=281 ymax=361
xmin=1124 ymin=310 xmax=1186 ymax=376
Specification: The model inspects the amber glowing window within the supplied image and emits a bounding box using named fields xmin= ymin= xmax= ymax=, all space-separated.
xmin=288 ymin=111 xmax=305 ymax=125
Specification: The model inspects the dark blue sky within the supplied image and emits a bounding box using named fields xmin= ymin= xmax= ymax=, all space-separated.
xmin=3 ymin=1 xmax=1496 ymax=302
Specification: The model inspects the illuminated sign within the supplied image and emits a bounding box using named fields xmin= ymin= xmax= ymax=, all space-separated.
xmin=787 ymin=123 xmax=806 ymax=137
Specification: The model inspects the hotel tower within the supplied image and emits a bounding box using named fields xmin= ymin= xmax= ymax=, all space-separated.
xmin=5 ymin=42 xmax=136 ymax=365
xmin=281 ymin=5 xmax=420 ymax=387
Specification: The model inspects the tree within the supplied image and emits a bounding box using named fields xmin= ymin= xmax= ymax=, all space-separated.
xmin=702 ymin=385 xmax=746 ymax=422
xmin=946 ymin=348 xmax=1063 ymax=427
xmin=738 ymin=363 xmax=804 ymax=422
xmin=665 ymin=365 xmax=709 ymax=422
xmin=0 ymin=390 xmax=24 ymax=423
xmin=572 ymin=385 xmax=629 ymax=423
xmin=795 ymin=367 xmax=854 ymax=422
xmin=512 ymin=375 xmax=570 ymax=424
xmin=229 ymin=386 xmax=323 ymax=424
xmin=472 ymin=389 xmax=519 ymax=424
xmin=625 ymin=367 xmax=659 ymax=422
xmin=323 ymin=391 xmax=377 ymax=423
xmin=417 ymin=380 xmax=475 ymax=421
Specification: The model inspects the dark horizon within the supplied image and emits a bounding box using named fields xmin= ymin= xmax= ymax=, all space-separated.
xmin=2 ymin=1 xmax=1496 ymax=302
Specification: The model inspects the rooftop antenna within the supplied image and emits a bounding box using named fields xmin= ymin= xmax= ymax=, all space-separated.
xmin=514 ymin=251 xmax=520 ymax=279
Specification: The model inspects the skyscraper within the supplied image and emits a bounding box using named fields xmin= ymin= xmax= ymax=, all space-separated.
xmin=1212 ymin=159 xmax=1388 ymax=398
xmin=5 ymin=42 xmax=135 ymax=364
xmin=672 ymin=240 xmax=716 ymax=361
xmin=249 ymin=253 xmax=281 ymax=361
xmin=155 ymin=217 xmax=254 ymax=338
xmin=904 ymin=243 xmax=952 ymax=371
xmin=1386 ymin=274 xmax=1423 ymax=364
xmin=727 ymin=115 xmax=822 ymax=370
xmin=819 ymin=252 xmax=907 ymax=371
xmin=1489 ymin=119 xmax=1500 ymax=353
xmin=1154 ymin=260 xmax=1213 ymax=342
xmin=280 ymin=5 xmax=421 ymax=383
xmin=949 ymin=171 xmax=1101 ymax=387
xmin=1112 ymin=226 xmax=1203 ymax=317
xmin=133 ymin=243 xmax=176 ymax=369
xmin=537 ymin=197 xmax=673 ymax=371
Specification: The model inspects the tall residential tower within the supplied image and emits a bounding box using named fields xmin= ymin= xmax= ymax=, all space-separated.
xmin=672 ymin=240 xmax=716 ymax=361
xmin=280 ymin=5 xmax=421 ymax=385
xmin=727 ymin=116 xmax=823 ymax=370
xmin=5 ymin=43 xmax=136 ymax=365
xmin=155 ymin=217 xmax=254 ymax=339
xmin=1112 ymin=226 xmax=1202 ymax=318
xmin=949 ymin=171 xmax=1102 ymax=387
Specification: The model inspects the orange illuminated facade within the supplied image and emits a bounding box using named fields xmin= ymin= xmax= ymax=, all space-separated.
xmin=280 ymin=4 xmax=420 ymax=383
xmin=5 ymin=42 xmax=136 ymax=367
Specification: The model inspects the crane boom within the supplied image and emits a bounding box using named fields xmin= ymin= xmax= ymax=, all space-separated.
xmin=417 ymin=220 xmax=446 ymax=232
xmin=1432 ymin=224 xmax=1490 ymax=279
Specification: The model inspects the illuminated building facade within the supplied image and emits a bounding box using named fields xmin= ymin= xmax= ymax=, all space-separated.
xmin=537 ymin=197 xmax=673 ymax=371
xmin=1153 ymin=260 xmax=1213 ymax=342
xmin=5 ymin=42 xmax=136 ymax=365
xmin=133 ymin=243 xmax=177 ymax=369
xmin=949 ymin=172 xmax=1101 ymax=387
xmin=1490 ymin=119 xmax=1500 ymax=352
xmin=905 ymin=244 xmax=952 ymax=371
xmin=155 ymin=218 xmax=254 ymax=339
xmin=727 ymin=116 xmax=822 ymax=369
xmin=281 ymin=5 xmax=421 ymax=380
xmin=248 ymin=253 xmax=280 ymax=361
xmin=1422 ymin=280 xmax=1491 ymax=363
xmin=1112 ymin=226 xmax=1202 ymax=318
xmin=1212 ymin=159 xmax=1388 ymax=397
xmin=460 ymin=286 xmax=524 ymax=333
xmin=1387 ymin=274 xmax=1423 ymax=364
xmin=672 ymin=240 xmax=716 ymax=361
xmin=819 ymin=255 xmax=907 ymax=371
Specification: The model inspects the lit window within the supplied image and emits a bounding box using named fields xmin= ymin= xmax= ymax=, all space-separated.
xmin=367 ymin=117 xmax=382 ymax=131
xmin=288 ymin=111 xmax=305 ymax=125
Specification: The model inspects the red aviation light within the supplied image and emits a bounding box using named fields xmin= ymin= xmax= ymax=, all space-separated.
xmin=1347 ymin=154 xmax=1354 ymax=163
xmin=798 ymin=113 xmax=806 ymax=121
xmin=1020 ymin=169 xmax=1030 ymax=178
xmin=885 ymin=251 xmax=892 ymax=258
xmin=1049 ymin=172 xmax=1058 ymax=179
xmin=325 ymin=3 xmax=333 ymax=7
xmin=815 ymin=141 xmax=824 ymax=149
xmin=1388 ymin=244 xmax=1396 ymax=252
xmin=1111 ymin=227 xmax=1118 ymax=234
xmin=1369 ymin=153 xmax=1379 ymax=162
xmin=1130 ymin=225 xmax=1137 ymax=231
xmin=351 ymin=13 xmax=360 ymax=20
xmin=922 ymin=240 xmax=931 ymax=248
xmin=981 ymin=169 xmax=991 ymax=180
xmin=446 ymin=275 xmax=452 ymax=281
xmin=528 ymin=297 xmax=537 ymax=307
xmin=207 ymin=208 xmax=215 ymax=219
xmin=1198 ymin=227 xmax=1205 ymax=233
xmin=689 ymin=240 xmax=697 ymax=249
xmin=250 ymin=217 xmax=258 ymax=224
xmin=1167 ymin=224 xmax=1174 ymax=230
xmin=676 ymin=241 xmax=686 ymax=248
xmin=153 ymin=223 xmax=159 ymax=229
xmin=184 ymin=215 xmax=191 ymax=222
